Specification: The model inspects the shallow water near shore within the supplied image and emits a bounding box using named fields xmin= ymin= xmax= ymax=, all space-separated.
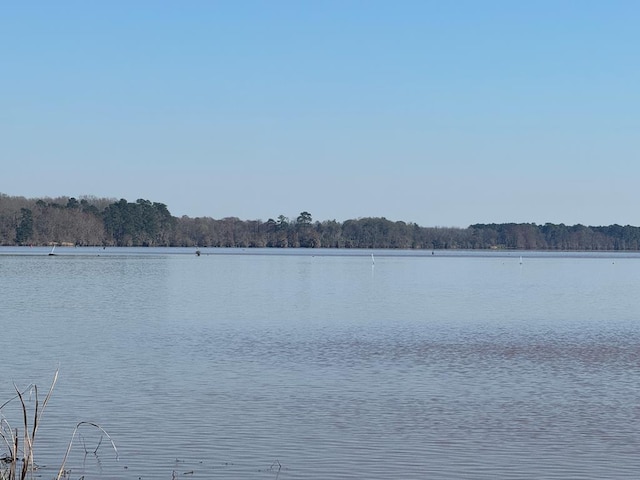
xmin=2 ymin=247 xmax=640 ymax=479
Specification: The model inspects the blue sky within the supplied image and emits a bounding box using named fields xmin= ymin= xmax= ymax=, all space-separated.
xmin=2 ymin=1 xmax=639 ymax=227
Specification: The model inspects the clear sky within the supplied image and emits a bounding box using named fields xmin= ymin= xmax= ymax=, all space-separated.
xmin=2 ymin=1 xmax=639 ymax=227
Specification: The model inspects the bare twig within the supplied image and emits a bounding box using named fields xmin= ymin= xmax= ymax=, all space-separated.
xmin=56 ymin=422 xmax=118 ymax=480
xmin=270 ymin=459 xmax=282 ymax=480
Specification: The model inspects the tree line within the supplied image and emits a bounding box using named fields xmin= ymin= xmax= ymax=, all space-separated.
xmin=2 ymin=193 xmax=640 ymax=250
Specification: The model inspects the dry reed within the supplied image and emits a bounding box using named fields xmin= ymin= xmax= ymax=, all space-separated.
xmin=0 ymin=370 xmax=117 ymax=480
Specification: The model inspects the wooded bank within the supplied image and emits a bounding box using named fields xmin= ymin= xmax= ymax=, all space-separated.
xmin=2 ymin=193 xmax=640 ymax=250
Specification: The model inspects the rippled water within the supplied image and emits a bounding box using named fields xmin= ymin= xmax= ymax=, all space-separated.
xmin=2 ymin=247 xmax=640 ymax=479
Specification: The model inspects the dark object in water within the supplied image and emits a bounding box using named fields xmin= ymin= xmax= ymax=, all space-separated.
xmin=195 ymin=250 xmax=201 ymax=256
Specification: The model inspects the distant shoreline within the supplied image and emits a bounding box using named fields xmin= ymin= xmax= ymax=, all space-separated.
xmin=1 ymin=194 xmax=639 ymax=250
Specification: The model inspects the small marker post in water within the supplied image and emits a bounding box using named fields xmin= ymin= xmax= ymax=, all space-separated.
xmin=519 ymin=256 xmax=523 ymax=265
xmin=371 ymin=253 xmax=375 ymax=265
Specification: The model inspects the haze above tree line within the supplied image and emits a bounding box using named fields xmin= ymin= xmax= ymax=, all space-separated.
xmin=2 ymin=193 xmax=640 ymax=250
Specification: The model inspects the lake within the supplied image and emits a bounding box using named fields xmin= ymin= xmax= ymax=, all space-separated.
xmin=2 ymin=247 xmax=640 ymax=479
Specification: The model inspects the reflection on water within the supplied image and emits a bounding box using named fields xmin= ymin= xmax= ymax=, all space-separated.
xmin=1 ymin=248 xmax=640 ymax=478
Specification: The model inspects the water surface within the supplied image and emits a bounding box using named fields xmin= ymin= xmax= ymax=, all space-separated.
xmin=1 ymin=247 xmax=640 ymax=479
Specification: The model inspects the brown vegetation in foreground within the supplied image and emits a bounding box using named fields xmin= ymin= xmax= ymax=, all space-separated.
xmin=0 ymin=371 xmax=117 ymax=480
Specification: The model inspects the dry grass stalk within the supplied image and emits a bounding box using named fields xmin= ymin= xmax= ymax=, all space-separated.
xmin=55 ymin=422 xmax=118 ymax=480
xmin=0 ymin=370 xmax=57 ymax=480
xmin=14 ymin=369 xmax=57 ymax=480
xmin=0 ymin=370 xmax=116 ymax=480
